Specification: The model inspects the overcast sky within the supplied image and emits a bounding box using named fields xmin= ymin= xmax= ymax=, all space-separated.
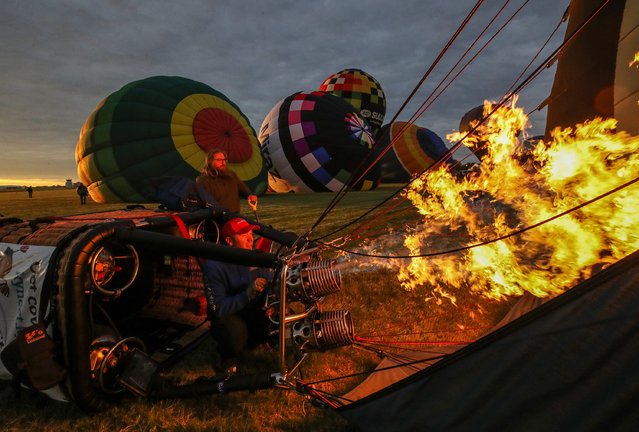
xmin=0 ymin=0 xmax=569 ymax=186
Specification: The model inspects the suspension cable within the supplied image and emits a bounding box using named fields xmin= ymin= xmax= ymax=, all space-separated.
xmin=336 ymin=0 xmax=531 ymax=235
xmin=311 ymin=0 xmax=610 ymax=244
xmin=503 ymin=5 xmax=570 ymax=99
xmin=316 ymin=174 xmax=639 ymax=259
xmin=300 ymin=353 xmax=449 ymax=387
xmin=303 ymin=0 xmax=486 ymax=239
xmin=407 ymin=0 xmax=528 ymax=129
xmin=351 ymin=0 xmax=516 ymax=192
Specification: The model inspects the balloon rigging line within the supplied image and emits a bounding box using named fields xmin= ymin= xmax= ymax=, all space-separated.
xmin=341 ymin=0 xmax=531 ymax=221
xmin=309 ymin=0 xmax=516 ymax=239
xmin=312 ymin=0 xmax=561 ymax=240
xmin=309 ymin=0 xmax=541 ymax=239
xmin=355 ymin=336 xmax=474 ymax=346
xmin=316 ymin=174 xmax=639 ymax=259
xmin=293 ymin=385 xmax=353 ymax=407
xmin=354 ymin=342 xmax=438 ymax=362
xmin=340 ymin=0 xmax=520 ymax=207
xmin=353 ymin=0 xmax=516 ymax=187
xmin=503 ymin=5 xmax=570 ymax=102
xmin=383 ymin=0 xmax=486 ymax=128
xmin=353 ymin=344 xmax=434 ymax=374
xmin=302 ymin=0 xmax=486 ymax=239
xmin=357 ymin=326 xmax=492 ymax=339
xmin=406 ymin=0 xmax=527 ymax=129
xmin=307 ymin=0 xmax=528 ymax=239
xmin=343 ymin=199 xmax=414 ymax=242
xmin=309 ymin=0 xmax=611 ymax=244
xmin=299 ymin=352 xmax=449 ymax=387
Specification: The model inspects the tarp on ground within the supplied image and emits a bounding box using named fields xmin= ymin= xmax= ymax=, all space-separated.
xmin=338 ymin=249 xmax=639 ymax=431
xmin=340 ymin=292 xmax=547 ymax=404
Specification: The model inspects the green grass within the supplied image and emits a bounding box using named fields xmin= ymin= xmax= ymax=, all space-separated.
xmin=0 ymin=188 xmax=512 ymax=431
xmin=0 ymin=186 xmax=407 ymax=239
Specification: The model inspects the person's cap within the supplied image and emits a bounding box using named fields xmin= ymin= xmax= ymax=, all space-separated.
xmin=222 ymin=218 xmax=260 ymax=238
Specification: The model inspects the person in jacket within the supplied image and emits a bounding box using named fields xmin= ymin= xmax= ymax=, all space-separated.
xmin=196 ymin=149 xmax=258 ymax=213
xmin=76 ymin=184 xmax=89 ymax=204
xmin=201 ymin=217 xmax=271 ymax=360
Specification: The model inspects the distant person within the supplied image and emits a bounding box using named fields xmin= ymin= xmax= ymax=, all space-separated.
xmin=26 ymin=186 xmax=33 ymax=198
xmin=201 ymin=217 xmax=272 ymax=362
xmin=196 ymin=149 xmax=258 ymax=213
xmin=76 ymin=184 xmax=89 ymax=204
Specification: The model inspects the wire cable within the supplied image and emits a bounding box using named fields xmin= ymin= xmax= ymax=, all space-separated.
xmin=317 ymin=174 xmax=639 ymax=259
xmin=303 ymin=0 xmax=487 ymax=239
xmin=310 ymin=0 xmax=611 ymax=244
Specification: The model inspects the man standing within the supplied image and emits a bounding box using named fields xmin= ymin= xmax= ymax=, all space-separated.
xmin=26 ymin=186 xmax=33 ymax=198
xmin=76 ymin=184 xmax=89 ymax=204
xmin=196 ymin=149 xmax=258 ymax=213
xmin=201 ymin=218 xmax=271 ymax=361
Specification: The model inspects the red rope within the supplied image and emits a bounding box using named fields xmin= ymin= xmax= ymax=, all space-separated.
xmin=355 ymin=335 xmax=474 ymax=346
xmin=305 ymin=0 xmax=486 ymax=237
xmin=167 ymin=213 xmax=190 ymax=239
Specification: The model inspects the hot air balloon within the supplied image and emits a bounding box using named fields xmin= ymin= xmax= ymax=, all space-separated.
xmin=259 ymin=91 xmax=378 ymax=192
xmin=76 ymin=76 xmax=267 ymax=203
xmin=318 ymin=68 xmax=386 ymax=136
xmin=545 ymin=0 xmax=638 ymax=136
xmin=375 ymin=121 xmax=454 ymax=183
xmin=458 ymin=104 xmax=491 ymax=162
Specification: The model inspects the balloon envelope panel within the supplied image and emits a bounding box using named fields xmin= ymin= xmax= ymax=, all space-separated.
xmin=376 ymin=121 xmax=453 ymax=183
xmin=76 ymin=75 xmax=267 ymax=202
xmin=318 ymin=68 xmax=386 ymax=135
xmin=545 ymin=0 xmax=639 ymax=136
xmin=259 ymin=91 xmax=378 ymax=192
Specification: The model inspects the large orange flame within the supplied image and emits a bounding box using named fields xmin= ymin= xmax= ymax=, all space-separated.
xmin=398 ymin=98 xmax=639 ymax=303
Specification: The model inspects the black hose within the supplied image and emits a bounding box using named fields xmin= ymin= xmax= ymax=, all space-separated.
xmin=115 ymin=227 xmax=281 ymax=268
xmin=149 ymin=372 xmax=276 ymax=399
xmin=61 ymin=220 xmax=135 ymax=412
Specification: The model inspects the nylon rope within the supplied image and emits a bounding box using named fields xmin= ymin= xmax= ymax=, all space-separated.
xmin=316 ymin=173 xmax=639 ymax=259
xmin=301 ymin=0 xmax=486 ymax=240
xmin=310 ymin=0 xmax=611 ymax=245
xmin=285 ymin=0 xmax=615 ymax=402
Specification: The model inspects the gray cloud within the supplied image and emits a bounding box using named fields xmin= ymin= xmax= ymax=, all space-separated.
xmin=0 ymin=0 xmax=569 ymax=183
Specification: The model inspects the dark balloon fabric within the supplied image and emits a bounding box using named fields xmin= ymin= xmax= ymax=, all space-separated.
xmin=545 ymin=0 xmax=638 ymax=136
xmin=259 ymin=91 xmax=378 ymax=192
xmin=76 ymin=75 xmax=267 ymax=203
xmin=459 ymin=105 xmax=485 ymax=134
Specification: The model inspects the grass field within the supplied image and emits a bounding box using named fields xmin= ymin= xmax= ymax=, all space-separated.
xmin=0 ymin=188 xmax=513 ymax=431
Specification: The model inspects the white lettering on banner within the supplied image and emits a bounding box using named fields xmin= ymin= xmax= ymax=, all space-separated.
xmin=12 ymin=273 xmax=25 ymax=329
xmin=0 ymin=242 xmax=56 ymax=379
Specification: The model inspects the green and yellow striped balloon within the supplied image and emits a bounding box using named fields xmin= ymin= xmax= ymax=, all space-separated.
xmin=76 ymin=76 xmax=267 ymax=203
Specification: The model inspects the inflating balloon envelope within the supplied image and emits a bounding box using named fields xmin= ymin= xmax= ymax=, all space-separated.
xmin=76 ymin=75 xmax=268 ymax=203
xmin=318 ymin=68 xmax=386 ymax=136
xmin=259 ymin=91 xmax=379 ymax=193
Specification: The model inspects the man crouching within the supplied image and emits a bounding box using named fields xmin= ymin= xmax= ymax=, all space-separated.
xmin=201 ymin=218 xmax=272 ymax=364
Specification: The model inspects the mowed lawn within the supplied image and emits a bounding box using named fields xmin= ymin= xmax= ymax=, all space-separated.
xmin=0 ymin=186 xmax=406 ymax=238
xmin=0 ymin=187 xmax=512 ymax=432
